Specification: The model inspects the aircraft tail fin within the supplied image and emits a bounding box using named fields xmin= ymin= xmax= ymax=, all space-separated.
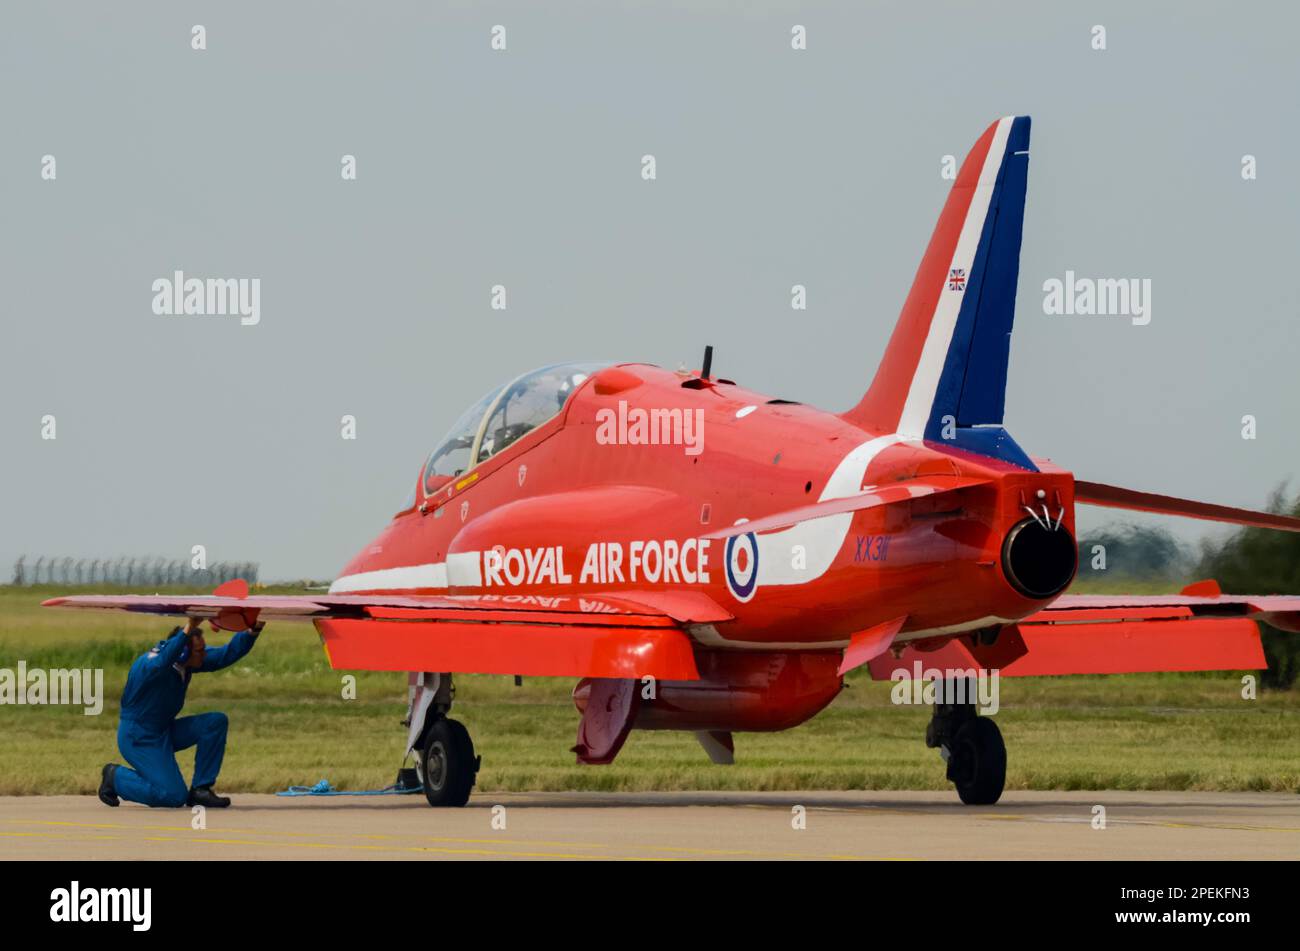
xmin=844 ymin=116 xmax=1033 ymax=469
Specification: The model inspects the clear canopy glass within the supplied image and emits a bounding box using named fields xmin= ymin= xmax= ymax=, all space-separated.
xmin=418 ymin=362 xmax=606 ymax=499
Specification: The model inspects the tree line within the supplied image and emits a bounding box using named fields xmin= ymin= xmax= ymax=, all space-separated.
xmin=11 ymin=556 xmax=259 ymax=588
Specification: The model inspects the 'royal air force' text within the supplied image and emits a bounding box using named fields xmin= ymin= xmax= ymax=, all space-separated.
xmin=483 ymin=540 xmax=712 ymax=588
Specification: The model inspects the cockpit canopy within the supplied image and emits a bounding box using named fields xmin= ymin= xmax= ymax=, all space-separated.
xmin=410 ymin=362 xmax=606 ymax=505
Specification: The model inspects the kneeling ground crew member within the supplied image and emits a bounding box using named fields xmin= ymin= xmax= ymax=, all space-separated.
xmin=98 ymin=614 xmax=263 ymax=808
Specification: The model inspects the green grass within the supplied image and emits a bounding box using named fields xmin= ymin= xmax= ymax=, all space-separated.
xmin=1 ymin=582 xmax=1297 ymax=796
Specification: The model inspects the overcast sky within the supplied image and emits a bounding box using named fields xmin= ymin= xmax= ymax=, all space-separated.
xmin=2 ymin=2 xmax=1297 ymax=580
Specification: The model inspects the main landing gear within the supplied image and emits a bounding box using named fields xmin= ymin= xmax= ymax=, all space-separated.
xmin=926 ymin=678 xmax=1006 ymax=806
xmin=406 ymin=672 xmax=480 ymax=807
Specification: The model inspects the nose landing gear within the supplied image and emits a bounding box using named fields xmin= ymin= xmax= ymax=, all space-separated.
xmin=405 ymin=672 xmax=480 ymax=807
xmin=926 ymin=680 xmax=1006 ymax=805
xmin=418 ymin=716 xmax=479 ymax=807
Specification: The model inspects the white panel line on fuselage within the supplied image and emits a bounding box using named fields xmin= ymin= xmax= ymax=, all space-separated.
xmin=329 ymin=561 xmax=448 ymax=593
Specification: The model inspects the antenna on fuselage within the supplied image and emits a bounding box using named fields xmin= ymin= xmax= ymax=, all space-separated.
xmin=701 ymin=344 xmax=713 ymax=380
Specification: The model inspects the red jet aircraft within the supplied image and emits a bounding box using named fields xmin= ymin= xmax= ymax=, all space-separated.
xmin=47 ymin=116 xmax=1300 ymax=807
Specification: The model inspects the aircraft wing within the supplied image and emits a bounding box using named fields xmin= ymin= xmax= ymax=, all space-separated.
xmin=41 ymin=589 xmax=728 ymax=680
xmin=867 ymin=589 xmax=1300 ymax=680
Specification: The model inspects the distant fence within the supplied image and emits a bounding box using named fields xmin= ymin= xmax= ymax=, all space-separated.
xmin=12 ymin=556 xmax=259 ymax=587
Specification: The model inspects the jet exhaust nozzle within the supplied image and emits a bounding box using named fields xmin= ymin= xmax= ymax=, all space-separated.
xmin=1001 ymin=517 xmax=1076 ymax=599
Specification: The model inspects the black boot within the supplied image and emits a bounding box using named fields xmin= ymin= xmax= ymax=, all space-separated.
xmin=187 ymin=785 xmax=231 ymax=808
xmin=98 ymin=764 xmax=120 ymax=807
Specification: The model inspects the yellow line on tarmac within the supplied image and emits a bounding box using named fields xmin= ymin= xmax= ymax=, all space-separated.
xmin=0 ymin=818 xmax=888 ymax=860
xmin=3 ymin=818 xmax=614 ymax=850
xmin=352 ymin=831 xmax=880 ymax=860
xmin=2 ymin=827 xmax=669 ymax=860
xmin=139 ymin=834 xmax=666 ymax=860
xmin=3 ymin=818 xmax=614 ymax=849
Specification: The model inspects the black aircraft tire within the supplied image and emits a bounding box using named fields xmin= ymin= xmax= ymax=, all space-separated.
xmin=420 ymin=717 xmax=477 ymax=807
xmin=951 ymin=716 xmax=1006 ymax=806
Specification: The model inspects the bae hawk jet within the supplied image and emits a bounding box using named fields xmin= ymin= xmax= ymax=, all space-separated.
xmin=48 ymin=116 xmax=1300 ymax=806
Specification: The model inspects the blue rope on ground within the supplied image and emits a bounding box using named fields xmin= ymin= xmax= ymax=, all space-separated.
xmin=277 ymin=778 xmax=420 ymax=797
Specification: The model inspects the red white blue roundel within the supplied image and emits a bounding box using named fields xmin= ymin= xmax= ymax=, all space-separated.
xmin=725 ymin=531 xmax=759 ymax=602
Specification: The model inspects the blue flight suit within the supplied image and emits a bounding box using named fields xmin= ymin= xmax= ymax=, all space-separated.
xmin=112 ymin=626 xmax=258 ymax=807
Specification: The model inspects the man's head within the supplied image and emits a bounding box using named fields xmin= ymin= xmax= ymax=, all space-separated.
xmin=183 ymin=629 xmax=207 ymax=669
xmin=178 ymin=617 xmax=207 ymax=669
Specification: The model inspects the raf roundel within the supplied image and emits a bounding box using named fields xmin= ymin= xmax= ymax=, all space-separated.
xmin=724 ymin=531 xmax=760 ymax=602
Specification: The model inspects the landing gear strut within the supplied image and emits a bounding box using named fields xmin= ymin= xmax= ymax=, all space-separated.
xmin=926 ymin=678 xmax=1006 ymax=805
xmin=406 ymin=672 xmax=480 ymax=807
